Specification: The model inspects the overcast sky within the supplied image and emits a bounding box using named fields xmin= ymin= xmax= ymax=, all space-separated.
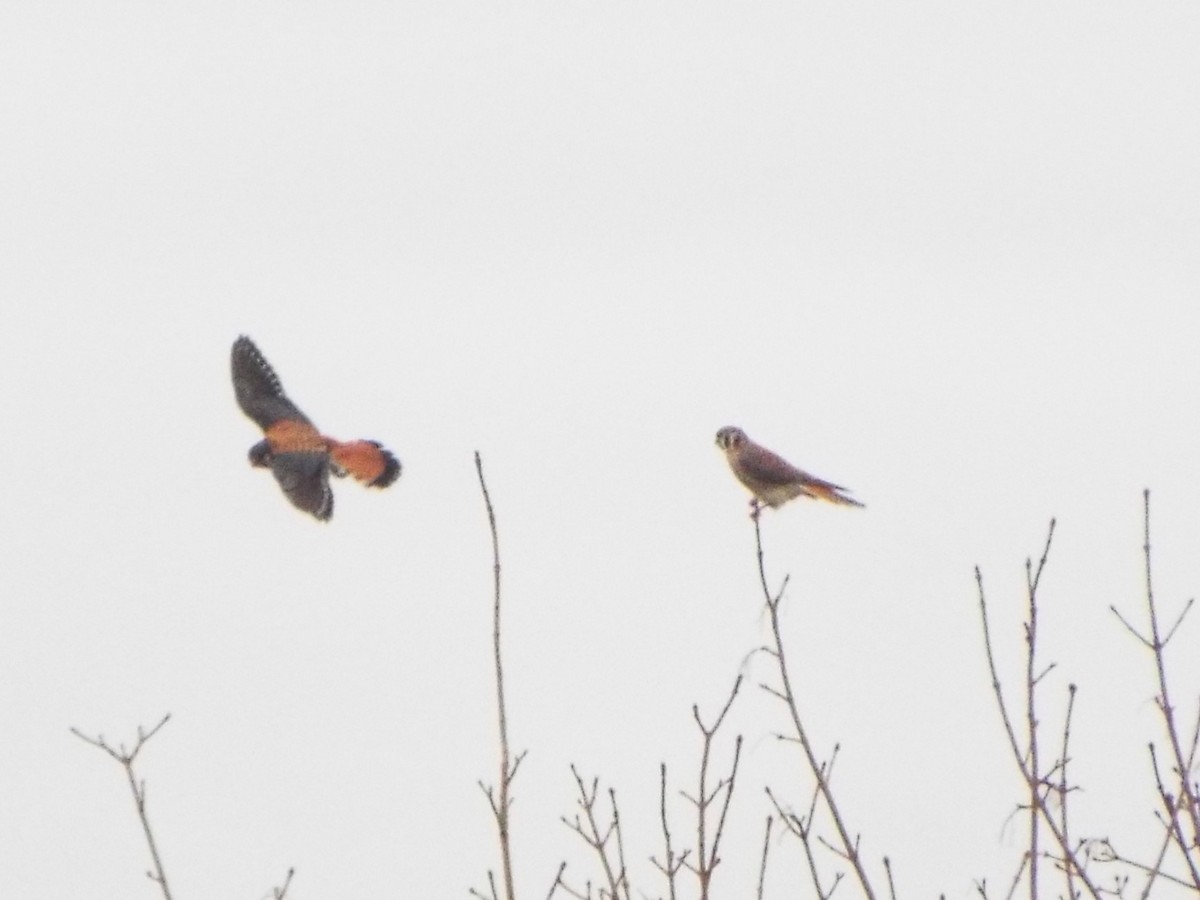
xmin=2 ymin=3 xmax=1199 ymax=898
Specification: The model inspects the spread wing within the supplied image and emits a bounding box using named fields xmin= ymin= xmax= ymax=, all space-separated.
xmin=231 ymin=336 xmax=312 ymax=431
xmin=270 ymin=452 xmax=333 ymax=521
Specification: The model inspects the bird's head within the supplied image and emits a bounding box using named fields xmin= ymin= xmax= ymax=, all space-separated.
xmin=248 ymin=439 xmax=273 ymax=469
xmin=714 ymin=426 xmax=747 ymax=451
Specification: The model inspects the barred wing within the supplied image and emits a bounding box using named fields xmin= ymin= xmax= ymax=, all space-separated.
xmin=231 ymin=336 xmax=312 ymax=430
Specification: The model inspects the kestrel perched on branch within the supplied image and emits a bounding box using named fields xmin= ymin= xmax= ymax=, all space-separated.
xmin=715 ymin=426 xmax=863 ymax=515
xmin=231 ymin=336 xmax=401 ymax=521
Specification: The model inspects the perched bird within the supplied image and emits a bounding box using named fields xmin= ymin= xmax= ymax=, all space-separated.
xmin=231 ymin=336 xmax=401 ymax=520
xmin=715 ymin=426 xmax=863 ymax=514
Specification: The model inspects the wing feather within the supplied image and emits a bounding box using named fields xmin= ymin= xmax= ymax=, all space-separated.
xmin=231 ymin=336 xmax=312 ymax=430
xmin=269 ymin=452 xmax=333 ymax=521
xmin=736 ymin=442 xmax=810 ymax=487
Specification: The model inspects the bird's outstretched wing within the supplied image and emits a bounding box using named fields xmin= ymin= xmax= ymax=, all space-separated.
xmin=231 ymin=336 xmax=312 ymax=430
xmin=270 ymin=451 xmax=334 ymax=521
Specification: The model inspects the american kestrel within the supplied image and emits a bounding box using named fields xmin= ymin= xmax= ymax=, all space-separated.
xmin=231 ymin=336 xmax=401 ymax=520
xmin=715 ymin=426 xmax=863 ymax=513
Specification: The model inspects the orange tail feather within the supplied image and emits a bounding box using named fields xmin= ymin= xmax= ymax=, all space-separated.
xmin=809 ymin=483 xmax=865 ymax=508
xmin=329 ymin=440 xmax=402 ymax=488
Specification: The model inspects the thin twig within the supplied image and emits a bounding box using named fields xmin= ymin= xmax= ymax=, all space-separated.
xmin=1002 ymin=854 xmax=1029 ymax=900
xmin=883 ymin=857 xmax=897 ymax=900
xmin=555 ymin=878 xmax=592 ymax=900
xmin=562 ymin=766 xmax=625 ymax=900
xmin=709 ymin=735 xmax=742 ymax=864
xmin=652 ymin=763 xmax=685 ymax=900
xmin=975 ymin=522 xmax=1102 ymax=900
xmin=681 ymin=677 xmax=743 ymax=900
xmin=1161 ymin=598 xmax=1195 ymax=647
xmin=1139 ymin=491 xmax=1200 ymax=882
xmin=475 ymin=451 xmax=518 ymax=900
xmin=1105 ymin=493 xmax=1200 ymax=894
xmin=756 ymin=816 xmax=773 ymax=900
xmin=1090 ymin=839 xmax=1194 ymax=892
xmin=1150 ymin=743 xmax=1200 ymax=887
xmin=70 ymin=715 xmax=175 ymax=900
xmin=766 ymin=781 xmax=841 ymax=900
xmin=753 ymin=514 xmax=877 ymax=900
xmin=271 ymin=867 xmax=296 ymax=900
xmin=1023 ymin=521 xmax=1056 ymax=899
xmin=545 ymin=861 xmax=567 ymax=900
xmin=609 ymin=788 xmax=631 ymax=900
xmin=1138 ymin=828 xmax=1176 ymax=900
xmin=1059 ymin=684 xmax=1078 ymax=900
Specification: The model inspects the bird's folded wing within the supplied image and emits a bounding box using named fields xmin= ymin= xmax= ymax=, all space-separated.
xmin=737 ymin=443 xmax=808 ymax=485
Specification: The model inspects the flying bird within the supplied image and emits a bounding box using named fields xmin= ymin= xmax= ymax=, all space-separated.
xmin=715 ymin=426 xmax=863 ymax=514
xmin=231 ymin=336 xmax=401 ymax=520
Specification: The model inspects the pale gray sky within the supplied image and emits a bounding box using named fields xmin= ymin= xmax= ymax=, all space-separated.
xmin=2 ymin=3 xmax=1199 ymax=898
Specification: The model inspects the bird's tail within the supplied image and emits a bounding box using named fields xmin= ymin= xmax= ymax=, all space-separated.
xmin=329 ymin=439 xmax=402 ymax=488
xmin=807 ymin=481 xmax=865 ymax=508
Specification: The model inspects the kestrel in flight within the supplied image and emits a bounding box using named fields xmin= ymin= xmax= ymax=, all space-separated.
xmin=231 ymin=336 xmax=401 ymax=520
xmin=715 ymin=426 xmax=863 ymax=514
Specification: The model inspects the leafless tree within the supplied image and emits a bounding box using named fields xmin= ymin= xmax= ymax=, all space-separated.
xmin=70 ymin=714 xmax=294 ymax=900
xmin=752 ymin=512 xmax=884 ymax=899
xmin=646 ymin=676 xmax=743 ymax=900
xmin=976 ymin=518 xmax=1101 ymax=900
xmin=1106 ymin=491 xmax=1200 ymax=894
xmin=71 ymin=715 xmax=176 ymax=900
xmin=976 ymin=491 xmax=1200 ymax=898
xmin=473 ymin=451 xmax=537 ymax=900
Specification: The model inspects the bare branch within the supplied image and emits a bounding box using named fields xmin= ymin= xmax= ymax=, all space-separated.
xmin=609 ymin=788 xmax=631 ymax=900
xmin=271 ymin=867 xmax=295 ymax=900
xmin=543 ymin=861 xmax=567 ymax=900
xmin=976 ymin=522 xmax=1103 ymax=900
xmin=1109 ymin=604 xmax=1151 ymax=647
xmin=1149 ymin=743 xmax=1200 ymax=887
xmin=1090 ymin=838 xmax=1194 ymax=892
xmin=756 ymin=816 xmax=773 ymax=900
xmin=759 ymin=684 xmax=790 ymax=704
xmin=1003 ymin=854 xmax=1029 ymax=900
xmin=1161 ymin=597 xmax=1194 ymax=647
xmin=1024 ymin=525 xmax=1054 ymax=899
xmin=70 ymin=715 xmax=175 ymax=900
xmin=766 ymin=783 xmax=840 ymax=900
xmin=562 ymin=766 xmax=626 ymax=900
xmin=1027 ymin=519 xmax=1056 ymax=597
xmin=1138 ymin=491 xmax=1200 ymax=878
xmin=974 ymin=566 xmax=1022 ymax=772
xmin=475 ymin=452 xmax=519 ymax=900
xmin=554 ymin=878 xmax=591 ymax=900
xmin=883 ymin=857 xmax=897 ymax=900
xmin=652 ymin=763 xmax=683 ymax=900
xmin=694 ymin=676 xmax=742 ymax=736
xmin=753 ymin=513 xmax=878 ymax=900
xmin=1058 ymin=685 xmax=1078 ymax=900
xmin=686 ymin=676 xmax=744 ymax=900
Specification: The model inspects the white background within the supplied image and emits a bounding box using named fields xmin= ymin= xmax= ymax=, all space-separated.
xmin=2 ymin=3 xmax=1199 ymax=898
